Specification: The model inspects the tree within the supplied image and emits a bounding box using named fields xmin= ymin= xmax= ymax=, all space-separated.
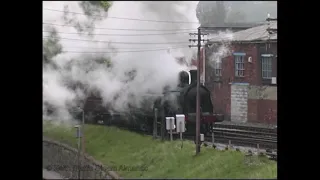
xmin=63 ymin=1 xmax=113 ymax=34
xmin=94 ymin=57 xmax=112 ymax=68
xmin=214 ymin=2 xmax=226 ymax=25
xmin=43 ymin=1 xmax=113 ymax=66
xmin=43 ymin=26 xmax=62 ymax=65
xmin=226 ymin=11 xmax=247 ymax=23
xmin=225 ymin=1 xmax=277 ymax=23
xmin=196 ymin=1 xmax=226 ymax=26
xmin=196 ymin=1 xmax=277 ymax=26
xmin=79 ymin=1 xmax=112 ymax=16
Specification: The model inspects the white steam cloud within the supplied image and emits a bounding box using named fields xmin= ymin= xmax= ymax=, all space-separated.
xmin=207 ymin=30 xmax=234 ymax=69
xmin=43 ymin=1 xmax=200 ymax=123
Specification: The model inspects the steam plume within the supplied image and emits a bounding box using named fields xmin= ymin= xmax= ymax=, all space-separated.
xmin=43 ymin=1 xmax=200 ymax=123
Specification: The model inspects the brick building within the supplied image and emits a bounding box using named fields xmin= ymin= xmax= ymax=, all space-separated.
xmin=191 ymin=22 xmax=262 ymax=72
xmin=203 ymin=21 xmax=277 ymax=124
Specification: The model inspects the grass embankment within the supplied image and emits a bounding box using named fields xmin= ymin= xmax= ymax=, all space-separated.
xmin=43 ymin=122 xmax=277 ymax=178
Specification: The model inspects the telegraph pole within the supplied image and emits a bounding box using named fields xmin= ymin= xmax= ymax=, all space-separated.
xmin=189 ymin=28 xmax=208 ymax=155
xmin=266 ymin=15 xmax=277 ymax=53
xmin=266 ymin=16 xmax=277 ymax=34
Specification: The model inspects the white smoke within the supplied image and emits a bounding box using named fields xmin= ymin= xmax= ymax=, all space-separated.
xmin=43 ymin=1 xmax=200 ymax=123
xmin=207 ymin=30 xmax=234 ymax=68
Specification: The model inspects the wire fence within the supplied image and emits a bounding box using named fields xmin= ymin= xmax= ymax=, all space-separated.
xmin=43 ymin=137 xmax=119 ymax=179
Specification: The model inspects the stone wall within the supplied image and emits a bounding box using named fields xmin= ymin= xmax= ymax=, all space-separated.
xmin=43 ymin=137 xmax=120 ymax=179
xmin=230 ymin=83 xmax=248 ymax=123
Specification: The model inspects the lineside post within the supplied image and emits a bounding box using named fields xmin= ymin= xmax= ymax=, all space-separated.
xmin=170 ymin=118 xmax=173 ymax=141
xmin=153 ymin=108 xmax=158 ymax=139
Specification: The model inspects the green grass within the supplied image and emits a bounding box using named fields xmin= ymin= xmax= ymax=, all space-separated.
xmin=43 ymin=122 xmax=277 ymax=178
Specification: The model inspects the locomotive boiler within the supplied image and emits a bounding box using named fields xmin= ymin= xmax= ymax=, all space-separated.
xmin=81 ymin=68 xmax=223 ymax=135
xmin=45 ymin=68 xmax=223 ymax=136
xmin=157 ymin=69 xmax=224 ymax=135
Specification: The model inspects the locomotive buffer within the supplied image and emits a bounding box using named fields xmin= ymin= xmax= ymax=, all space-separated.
xmin=189 ymin=28 xmax=208 ymax=155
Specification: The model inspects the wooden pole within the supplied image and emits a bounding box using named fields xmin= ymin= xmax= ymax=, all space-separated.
xmin=153 ymin=108 xmax=158 ymax=139
xmin=170 ymin=118 xmax=173 ymax=141
xmin=196 ymin=27 xmax=201 ymax=154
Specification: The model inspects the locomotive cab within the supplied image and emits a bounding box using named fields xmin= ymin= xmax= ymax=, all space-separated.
xmin=178 ymin=70 xmax=191 ymax=86
xmin=183 ymin=83 xmax=215 ymax=122
xmin=162 ymin=69 xmax=223 ymax=136
xmin=189 ymin=69 xmax=197 ymax=84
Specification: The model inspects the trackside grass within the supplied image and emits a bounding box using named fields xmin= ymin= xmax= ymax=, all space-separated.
xmin=43 ymin=122 xmax=277 ymax=178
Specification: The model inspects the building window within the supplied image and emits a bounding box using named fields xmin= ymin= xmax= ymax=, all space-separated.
xmin=234 ymin=53 xmax=245 ymax=77
xmin=214 ymin=61 xmax=222 ymax=77
xmin=261 ymin=54 xmax=273 ymax=79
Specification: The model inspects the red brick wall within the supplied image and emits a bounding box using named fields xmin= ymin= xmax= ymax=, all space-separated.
xmin=208 ymin=43 xmax=277 ymax=124
xmin=211 ymin=83 xmax=231 ymax=119
xmin=248 ymin=99 xmax=258 ymax=122
xmin=209 ymin=44 xmax=258 ymax=120
xmin=258 ymin=100 xmax=277 ymax=124
xmin=229 ymin=44 xmax=258 ymax=84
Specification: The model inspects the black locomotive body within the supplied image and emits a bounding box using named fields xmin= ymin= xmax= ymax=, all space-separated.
xmin=45 ymin=69 xmax=223 ymax=136
xmin=79 ymin=69 xmax=223 ymax=135
xmin=157 ymin=69 xmax=224 ymax=135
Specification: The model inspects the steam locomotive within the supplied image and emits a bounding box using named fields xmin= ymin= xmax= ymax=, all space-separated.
xmin=80 ymin=68 xmax=223 ymax=135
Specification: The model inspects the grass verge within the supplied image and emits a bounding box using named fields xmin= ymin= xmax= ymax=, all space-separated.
xmin=43 ymin=122 xmax=277 ymax=178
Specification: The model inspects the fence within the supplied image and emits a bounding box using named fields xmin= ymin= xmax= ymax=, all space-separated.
xmin=43 ymin=137 xmax=120 ymax=179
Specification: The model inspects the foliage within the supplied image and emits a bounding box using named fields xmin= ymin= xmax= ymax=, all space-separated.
xmin=92 ymin=1 xmax=112 ymax=11
xmin=226 ymin=11 xmax=247 ymax=23
xmin=196 ymin=1 xmax=277 ymax=26
xmin=196 ymin=2 xmax=226 ymax=26
xmin=79 ymin=1 xmax=112 ymax=16
xmin=43 ymin=26 xmax=62 ymax=65
xmin=61 ymin=1 xmax=112 ymax=34
xmin=43 ymin=1 xmax=113 ymax=66
xmin=95 ymin=57 xmax=112 ymax=68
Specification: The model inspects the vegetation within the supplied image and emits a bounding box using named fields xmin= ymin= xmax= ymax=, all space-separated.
xmin=88 ymin=1 xmax=112 ymax=12
xmin=79 ymin=1 xmax=112 ymax=16
xmin=196 ymin=1 xmax=277 ymax=26
xmin=43 ymin=1 xmax=113 ymax=65
xmin=43 ymin=27 xmax=62 ymax=65
xmin=43 ymin=122 xmax=277 ymax=178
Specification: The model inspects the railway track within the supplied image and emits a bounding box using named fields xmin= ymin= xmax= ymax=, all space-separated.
xmin=184 ymin=125 xmax=277 ymax=160
xmin=157 ymin=123 xmax=277 ymax=160
xmin=183 ymin=132 xmax=276 ymax=150
xmin=87 ymin=120 xmax=278 ymax=160
xmin=116 ymin=124 xmax=277 ymax=160
xmin=211 ymin=128 xmax=277 ymax=147
xmin=213 ymin=123 xmax=277 ymax=134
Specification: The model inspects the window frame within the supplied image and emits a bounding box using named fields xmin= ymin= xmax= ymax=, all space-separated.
xmin=214 ymin=60 xmax=222 ymax=77
xmin=233 ymin=52 xmax=246 ymax=77
xmin=261 ymin=54 xmax=273 ymax=79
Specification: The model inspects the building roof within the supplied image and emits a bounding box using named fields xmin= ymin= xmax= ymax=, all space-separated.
xmin=208 ymin=21 xmax=277 ymax=43
xmin=200 ymin=22 xmax=263 ymax=29
xmin=200 ymin=22 xmax=263 ymax=34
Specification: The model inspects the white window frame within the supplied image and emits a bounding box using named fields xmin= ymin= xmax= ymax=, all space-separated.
xmin=261 ymin=54 xmax=273 ymax=79
xmin=214 ymin=60 xmax=222 ymax=77
xmin=234 ymin=53 xmax=245 ymax=77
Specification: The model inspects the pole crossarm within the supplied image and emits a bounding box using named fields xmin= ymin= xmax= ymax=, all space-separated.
xmin=188 ymin=28 xmax=208 ymax=155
